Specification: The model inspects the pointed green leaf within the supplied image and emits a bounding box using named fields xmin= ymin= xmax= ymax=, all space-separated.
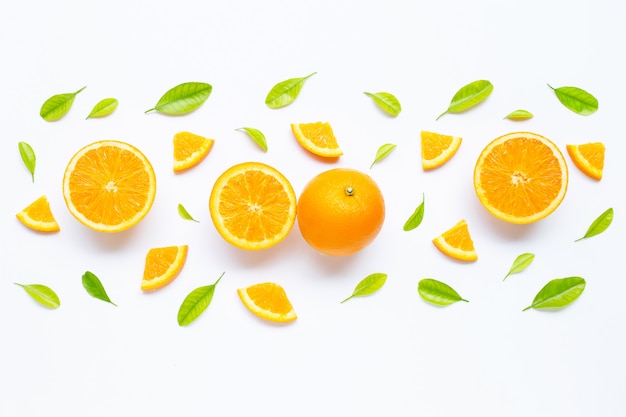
xmin=15 ymin=283 xmax=60 ymax=309
xmin=265 ymin=72 xmax=316 ymax=109
xmin=436 ymin=80 xmax=493 ymax=120
xmin=418 ymin=278 xmax=468 ymax=306
xmin=86 ymin=98 xmax=118 ymax=119
xmin=145 ymin=82 xmax=212 ymax=115
xmin=18 ymin=141 xmax=36 ymax=182
xmin=403 ymin=193 xmax=425 ymax=231
xmin=40 ymin=86 xmax=86 ymax=121
xmin=178 ymin=203 xmax=199 ymax=222
xmin=341 ymin=273 xmax=387 ymax=303
xmin=575 ymin=208 xmax=613 ymax=242
xmin=82 ymin=271 xmax=116 ymax=306
xmin=504 ymin=109 xmax=533 ymax=120
xmin=548 ymin=84 xmax=598 ymax=115
xmin=177 ymin=272 xmax=224 ymax=326
xmin=370 ymin=143 xmax=396 ymax=168
xmin=523 ymin=277 xmax=586 ymax=311
xmin=236 ymin=127 xmax=268 ymax=152
xmin=364 ymin=91 xmax=402 ymax=117
xmin=503 ymin=253 xmax=535 ymax=280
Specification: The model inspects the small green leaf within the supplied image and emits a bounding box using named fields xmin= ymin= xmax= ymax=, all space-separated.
xmin=364 ymin=91 xmax=402 ymax=117
xmin=403 ymin=193 xmax=425 ymax=231
xmin=436 ymin=80 xmax=493 ymax=120
xmin=18 ymin=141 xmax=36 ymax=182
xmin=265 ymin=72 xmax=316 ymax=109
xmin=503 ymin=253 xmax=535 ymax=281
xmin=145 ymin=82 xmax=212 ymax=115
xmin=575 ymin=208 xmax=613 ymax=242
xmin=418 ymin=278 xmax=468 ymax=306
xmin=548 ymin=84 xmax=598 ymax=116
xmin=40 ymin=86 xmax=86 ymax=121
xmin=82 ymin=271 xmax=116 ymax=306
xmin=177 ymin=272 xmax=224 ymax=326
xmin=178 ymin=203 xmax=199 ymax=222
xmin=86 ymin=98 xmax=118 ymax=119
xmin=236 ymin=127 xmax=268 ymax=152
xmin=504 ymin=109 xmax=533 ymax=120
xmin=523 ymin=277 xmax=586 ymax=311
xmin=341 ymin=273 xmax=387 ymax=303
xmin=370 ymin=143 xmax=396 ymax=168
xmin=15 ymin=283 xmax=60 ymax=309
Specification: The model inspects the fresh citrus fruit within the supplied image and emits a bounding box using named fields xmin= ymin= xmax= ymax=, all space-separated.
xmin=566 ymin=142 xmax=605 ymax=180
xmin=474 ymin=132 xmax=568 ymax=224
xmin=432 ymin=219 xmax=477 ymax=262
xmin=209 ymin=162 xmax=297 ymax=250
xmin=237 ymin=282 xmax=297 ymax=323
xmin=297 ymin=168 xmax=385 ymax=256
xmin=141 ymin=245 xmax=188 ymax=291
xmin=421 ymin=130 xmax=462 ymax=170
xmin=290 ymin=122 xmax=343 ymax=158
xmin=16 ymin=195 xmax=60 ymax=233
xmin=173 ymin=131 xmax=215 ymax=173
xmin=62 ymin=140 xmax=156 ymax=233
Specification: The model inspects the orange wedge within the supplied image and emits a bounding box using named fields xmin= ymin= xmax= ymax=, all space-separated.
xmin=237 ymin=282 xmax=297 ymax=323
xmin=291 ymin=122 xmax=343 ymax=158
xmin=16 ymin=195 xmax=60 ymax=233
xmin=173 ymin=131 xmax=215 ymax=173
xmin=566 ymin=142 xmax=605 ymax=180
xmin=421 ymin=130 xmax=462 ymax=170
xmin=432 ymin=219 xmax=477 ymax=261
xmin=141 ymin=245 xmax=188 ymax=291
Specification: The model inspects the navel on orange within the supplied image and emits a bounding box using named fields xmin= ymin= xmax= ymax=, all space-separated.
xmin=209 ymin=162 xmax=297 ymax=250
xmin=291 ymin=122 xmax=343 ymax=158
xmin=62 ymin=140 xmax=156 ymax=232
xmin=173 ymin=131 xmax=214 ymax=173
xmin=421 ymin=130 xmax=462 ymax=170
xmin=566 ymin=142 xmax=605 ymax=180
xmin=237 ymin=282 xmax=297 ymax=323
xmin=16 ymin=195 xmax=60 ymax=233
xmin=141 ymin=245 xmax=188 ymax=291
xmin=432 ymin=219 xmax=477 ymax=262
xmin=474 ymin=132 xmax=568 ymax=224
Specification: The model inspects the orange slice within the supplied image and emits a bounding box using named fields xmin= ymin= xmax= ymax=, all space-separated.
xmin=566 ymin=142 xmax=605 ymax=180
xmin=209 ymin=162 xmax=297 ymax=250
xmin=421 ymin=130 xmax=462 ymax=170
xmin=291 ymin=122 xmax=343 ymax=158
xmin=16 ymin=195 xmax=60 ymax=233
xmin=474 ymin=132 xmax=568 ymax=224
xmin=237 ymin=282 xmax=297 ymax=323
xmin=432 ymin=219 xmax=478 ymax=262
xmin=141 ymin=245 xmax=188 ymax=291
xmin=173 ymin=131 xmax=215 ymax=173
xmin=62 ymin=140 xmax=156 ymax=233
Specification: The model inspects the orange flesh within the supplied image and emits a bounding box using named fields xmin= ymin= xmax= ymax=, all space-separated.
xmin=245 ymin=284 xmax=293 ymax=315
xmin=297 ymin=122 xmax=339 ymax=149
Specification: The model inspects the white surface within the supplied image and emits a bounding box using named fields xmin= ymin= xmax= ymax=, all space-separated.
xmin=1 ymin=1 xmax=625 ymax=416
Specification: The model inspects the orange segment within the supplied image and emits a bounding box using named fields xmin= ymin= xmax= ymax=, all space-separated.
xmin=432 ymin=219 xmax=477 ymax=261
xmin=16 ymin=195 xmax=60 ymax=233
xmin=566 ymin=142 xmax=605 ymax=180
xmin=237 ymin=282 xmax=297 ymax=323
xmin=421 ymin=130 xmax=462 ymax=170
xmin=173 ymin=131 xmax=215 ymax=173
xmin=209 ymin=162 xmax=297 ymax=250
xmin=62 ymin=140 xmax=156 ymax=233
xmin=141 ymin=245 xmax=188 ymax=291
xmin=474 ymin=132 xmax=568 ymax=224
xmin=291 ymin=122 xmax=343 ymax=158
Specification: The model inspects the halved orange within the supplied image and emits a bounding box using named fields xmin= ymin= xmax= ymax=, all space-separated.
xmin=291 ymin=122 xmax=343 ymax=158
xmin=432 ymin=219 xmax=477 ymax=261
xmin=421 ymin=130 xmax=462 ymax=170
xmin=16 ymin=195 xmax=60 ymax=233
xmin=237 ymin=282 xmax=297 ymax=323
xmin=474 ymin=132 xmax=568 ymax=224
xmin=209 ymin=162 xmax=297 ymax=250
xmin=566 ymin=142 xmax=605 ymax=180
xmin=173 ymin=131 xmax=215 ymax=173
xmin=141 ymin=245 xmax=188 ymax=291
xmin=62 ymin=140 xmax=156 ymax=232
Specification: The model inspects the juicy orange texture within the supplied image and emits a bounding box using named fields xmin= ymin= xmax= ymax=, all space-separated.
xmin=566 ymin=142 xmax=605 ymax=180
xmin=16 ymin=195 xmax=60 ymax=233
xmin=237 ymin=282 xmax=297 ymax=323
xmin=432 ymin=219 xmax=477 ymax=262
xmin=291 ymin=122 xmax=343 ymax=158
xmin=173 ymin=131 xmax=214 ymax=173
xmin=421 ymin=130 xmax=462 ymax=170
xmin=141 ymin=245 xmax=188 ymax=291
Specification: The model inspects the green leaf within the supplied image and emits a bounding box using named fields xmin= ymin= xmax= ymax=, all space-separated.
xmin=436 ymin=80 xmax=493 ymax=120
xmin=418 ymin=278 xmax=468 ymax=306
xmin=236 ymin=127 xmax=268 ymax=152
xmin=86 ymin=98 xmax=118 ymax=119
xmin=18 ymin=141 xmax=36 ymax=182
xmin=403 ymin=193 xmax=425 ymax=231
xmin=548 ymin=84 xmax=598 ymax=116
xmin=145 ymin=82 xmax=212 ymax=115
xmin=82 ymin=271 xmax=116 ymax=306
xmin=341 ymin=273 xmax=387 ymax=303
xmin=364 ymin=91 xmax=402 ymax=117
xmin=178 ymin=203 xmax=199 ymax=222
xmin=523 ymin=277 xmax=586 ymax=311
xmin=177 ymin=272 xmax=224 ymax=326
xmin=370 ymin=143 xmax=396 ymax=168
xmin=503 ymin=253 xmax=535 ymax=281
xmin=14 ymin=283 xmax=60 ymax=309
xmin=40 ymin=86 xmax=86 ymax=121
xmin=265 ymin=72 xmax=316 ymax=109
xmin=575 ymin=208 xmax=613 ymax=242
xmin=504 ymin=109 xmax=533 ymax=120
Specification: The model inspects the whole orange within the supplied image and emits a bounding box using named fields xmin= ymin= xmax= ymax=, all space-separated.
xmin=297 ymin=168 xmax=385 ymax=256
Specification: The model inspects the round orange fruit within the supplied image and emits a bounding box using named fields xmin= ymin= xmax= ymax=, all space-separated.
xmin=297 ymin=168 xmax=385 ymax=256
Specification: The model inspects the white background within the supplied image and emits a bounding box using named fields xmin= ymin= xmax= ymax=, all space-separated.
xmin=1 ymin=1 xmax=625 ymax=416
